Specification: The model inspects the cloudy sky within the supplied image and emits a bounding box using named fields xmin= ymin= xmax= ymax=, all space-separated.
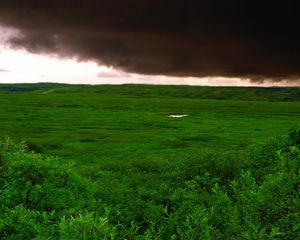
xmin=0 ymin=1 xmax=299 ymax=86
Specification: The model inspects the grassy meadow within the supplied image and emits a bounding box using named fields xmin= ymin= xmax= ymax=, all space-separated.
xmin=0 ymin=84 xmax=300 ymax=239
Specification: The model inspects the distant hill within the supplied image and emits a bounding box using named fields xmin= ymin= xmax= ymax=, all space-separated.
xmin=0 ymin=83 xmax=299 ymax=101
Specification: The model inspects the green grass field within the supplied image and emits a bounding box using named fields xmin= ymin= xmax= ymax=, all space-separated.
xmin=0 ymin=84 xmax=299 ymax=164
xmin=0 ymin=84 xmax=300 ymax=239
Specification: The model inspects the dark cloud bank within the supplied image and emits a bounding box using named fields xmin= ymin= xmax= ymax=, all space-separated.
xmin=0 ymin=1 xmax=299 ymax=82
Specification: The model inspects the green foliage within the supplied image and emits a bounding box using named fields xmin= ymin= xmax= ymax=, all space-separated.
xmin=59 ymin=211 xmax=118 ymax=240
xmin=0 ymin=137 xmax=93 ymax=213
xmin=0 ymin=206 xmax=58 ymax=239
xmin=2 ymin=129 xmax=299 ymax=239
xmin=0 ymin=84 xmax=300 ymax=239
xmin=289 ymin=125 xmax=300 ymax=146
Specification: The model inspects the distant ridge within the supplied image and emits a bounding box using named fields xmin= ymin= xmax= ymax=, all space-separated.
xmin=0 ymin=83 xmax=299 ymax=102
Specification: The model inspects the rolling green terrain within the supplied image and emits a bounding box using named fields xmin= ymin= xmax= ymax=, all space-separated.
xmin=0 ymin=84 xmax=300 ymax=239
xmin=0 ymin=84 xmax=299 ymax=165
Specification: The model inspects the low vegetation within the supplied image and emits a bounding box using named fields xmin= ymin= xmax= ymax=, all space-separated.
xmin=0 ymin=84 xmax=299 ymax=238
xmin=1 ymin=84 xmax=300 ymax=166
xmin=0 ymin=127 xmax=299 ymax=239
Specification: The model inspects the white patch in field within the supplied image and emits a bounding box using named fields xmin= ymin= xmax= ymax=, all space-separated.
xmin=168 ymin=114 xmax=189 ymax=118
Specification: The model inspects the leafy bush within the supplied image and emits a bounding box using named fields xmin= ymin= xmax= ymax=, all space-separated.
xmin=0 ymin=206 xmax=58 ymax=239
xmin=289 ymin=125 xmax=300 ymax=146
xmin=0 ymin=128 xmax=300 ymax=239
xmin=0 ymin=137 xmax=92 ymax=213
xmin=59 ymin=211 xmax=118 ymax=240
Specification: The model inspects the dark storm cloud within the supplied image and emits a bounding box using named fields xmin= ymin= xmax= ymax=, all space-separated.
xmin=0 ymin=1 xmax=299 ymax=82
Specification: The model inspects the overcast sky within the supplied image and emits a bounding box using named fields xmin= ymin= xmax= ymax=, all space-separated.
xmin=0 ymin=1 xmax=299 ymax=86
xmin=0 ymin=27 xmax=256 ymax=86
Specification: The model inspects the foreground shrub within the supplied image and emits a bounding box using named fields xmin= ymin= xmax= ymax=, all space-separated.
xmin=0 ymin=206 xmax=57 ymax=239
xmin=0 ymin=137 xmax=93 ymax=213
xmin=59 ymin=211 xmax=118 ymax=240
xmin=0 ymin=128 xmax=299 ymax=239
